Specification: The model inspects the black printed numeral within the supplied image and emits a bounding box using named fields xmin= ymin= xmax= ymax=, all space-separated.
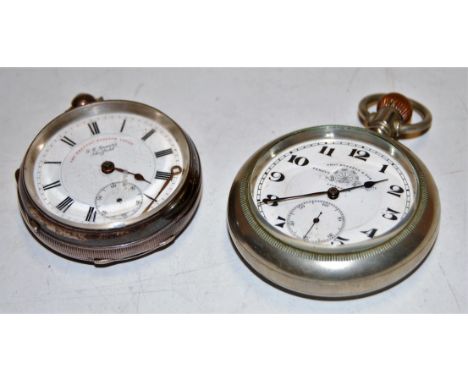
xmin=141 ymin=129 xmax=155 ymax=141
xmin=288 ymin=154 xmax=309 ymax=166
xmin=387 ymin=185 xmax=404 ymax=197
xmin=155 ymin=148 xmax=173 ymax=158
xmin=275 ymin=216 xmax=286 ymax=228
xmin=155 ymin=171 xmax=171 ymax=180
xmin=349 ymin=148 xmax=370 ymax=161
xmin=120 ymin=119 xmax=126 ymax=132
xmin=361 ymin=228 xmax=378 ymax=238
xmin=56 ymin=196 xmax=74 ymax=212
xmin=43 ymin=180 xmax=61 ymax=190
xmin=85 ymin=206 xmax=97 ymax=222
xmin=88 ymin=122 xmax=100 ymax=135
xmin=60 ymin=136 xmax=76 ymax=147
xmin=319 ymin=146 xmax=335 ymax=156
xmin=379 ymin=164 xmax=389 ymax=173
xmin=262 ymin=194 xmax=279 ymax=206
xmin=269 ymin=172 xmax=285 ymax=182
xmin=382 ymin=207 xmax=400 ymax=221
xmin=331 ymin=236 xmax=349 ymax=245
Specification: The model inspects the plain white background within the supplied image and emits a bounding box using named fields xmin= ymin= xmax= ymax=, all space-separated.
xmin=0 ymin=68 xmax=466 ymax=313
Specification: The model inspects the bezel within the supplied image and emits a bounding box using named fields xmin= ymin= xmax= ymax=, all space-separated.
xmin=227 ymin=125 xmax=440 ymax=298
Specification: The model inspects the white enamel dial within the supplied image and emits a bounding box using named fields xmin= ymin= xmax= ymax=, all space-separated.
xmin=253 ymin=139 xmax=416 ymax=247
xmin=34 ymin=112 xmax=184 ymax=227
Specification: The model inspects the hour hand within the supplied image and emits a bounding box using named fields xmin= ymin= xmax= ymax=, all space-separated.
xmin=338 ymin=178 xmax=388 ymax=193
xmin=101 ymin=161 xmax=151 ymax=184
xmin=115 ymin=168 xmax=151 ymax=184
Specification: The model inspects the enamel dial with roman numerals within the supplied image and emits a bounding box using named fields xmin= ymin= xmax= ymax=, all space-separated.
xmin=253 ymin=139 xmax=415 ymax=247
xmin=17 ymin=95 xmax=202 ymax=264
xmin=34 ymin=113 xmax=183 ymax=227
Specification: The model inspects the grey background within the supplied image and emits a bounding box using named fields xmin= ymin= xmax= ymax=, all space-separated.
xmin=0 ymin=68 xmax=466 ymax=313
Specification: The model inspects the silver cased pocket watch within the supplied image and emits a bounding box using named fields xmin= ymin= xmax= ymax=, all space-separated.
xmin=16 ymin=94 xmax=202 ymax=265
xmin=227 ymin=93 xmax=440 ymax=298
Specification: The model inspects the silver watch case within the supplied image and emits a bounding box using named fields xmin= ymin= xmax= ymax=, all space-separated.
xmin=17 ymin=99 xmax=202 ymax=265
xmin=227 ymin=125 xmax=440 ymax=298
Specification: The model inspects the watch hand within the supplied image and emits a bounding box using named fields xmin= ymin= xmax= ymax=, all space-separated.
xmin=144 ymin=194 xmax=157 ymax=202
xmin=338 ymin=178 xmax=389 ymax=193
xmin=114 ymin=167 xmax=151 ymax=184
xmin=261 ymin=179 xmax=388 ymax=205
xmin=303 ymin=211 xmax=322 ymax=239
xmin=143 ymin=165 xmax=182 ymax=213
xmin=101 ymin=161 xmax=151 ymax=184
xmin=262 ymin=189 xmax=329 ymax=205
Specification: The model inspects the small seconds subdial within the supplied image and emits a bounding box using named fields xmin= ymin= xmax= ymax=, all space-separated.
xmin=287 ymin=200 xmax=345 ymax=243
xmin=95 ymin=181 xmax=143 ymax=220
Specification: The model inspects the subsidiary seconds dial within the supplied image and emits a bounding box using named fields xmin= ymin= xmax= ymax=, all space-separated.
xmin=254 ymin=139 xmax=415 ymax=247
xmin=287 ymin=200 xmax=345 ymax=243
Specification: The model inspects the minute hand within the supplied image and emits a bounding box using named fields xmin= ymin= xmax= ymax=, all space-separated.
xmin=262 ymin=179 xmax=388 ymax=205
xmin=262 ymin=189 xmax=330 ymax=204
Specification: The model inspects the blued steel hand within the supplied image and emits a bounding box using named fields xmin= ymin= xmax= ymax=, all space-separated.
xmin=261 ymin=179 xmax=388 ymax=205
xmin=101 ymin=161 xmax=151 ymax=184
xmin=143 ymin=165 xmax=182 ymax=213
xmin=304 ymin=211 xmax=322 ymax=239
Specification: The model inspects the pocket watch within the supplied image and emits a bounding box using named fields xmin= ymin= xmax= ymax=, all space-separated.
xmin=16 ymin=94 xmax=202 ymax=265
xmin=227 ymin=93 xmax=440 ymax=298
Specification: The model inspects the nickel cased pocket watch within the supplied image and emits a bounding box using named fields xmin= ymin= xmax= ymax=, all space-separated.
xmin=227 ymin=93 xmax=440 ymax=298
xmin=16 ymin=94 xmax=202 ymax=265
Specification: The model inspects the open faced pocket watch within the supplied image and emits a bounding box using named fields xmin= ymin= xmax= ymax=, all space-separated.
xmin=227 ymin=93 xmax=440 ymax=298
xmin=16 ymin=94 xmax=202 ymax=265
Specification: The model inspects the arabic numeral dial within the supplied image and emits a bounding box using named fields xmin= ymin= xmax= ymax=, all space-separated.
xmin=254 ymin=139 xmax=415 ymax=247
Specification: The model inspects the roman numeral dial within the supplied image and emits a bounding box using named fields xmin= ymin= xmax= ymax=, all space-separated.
xmin=34 ymin=112 xmax=184 ymax=226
